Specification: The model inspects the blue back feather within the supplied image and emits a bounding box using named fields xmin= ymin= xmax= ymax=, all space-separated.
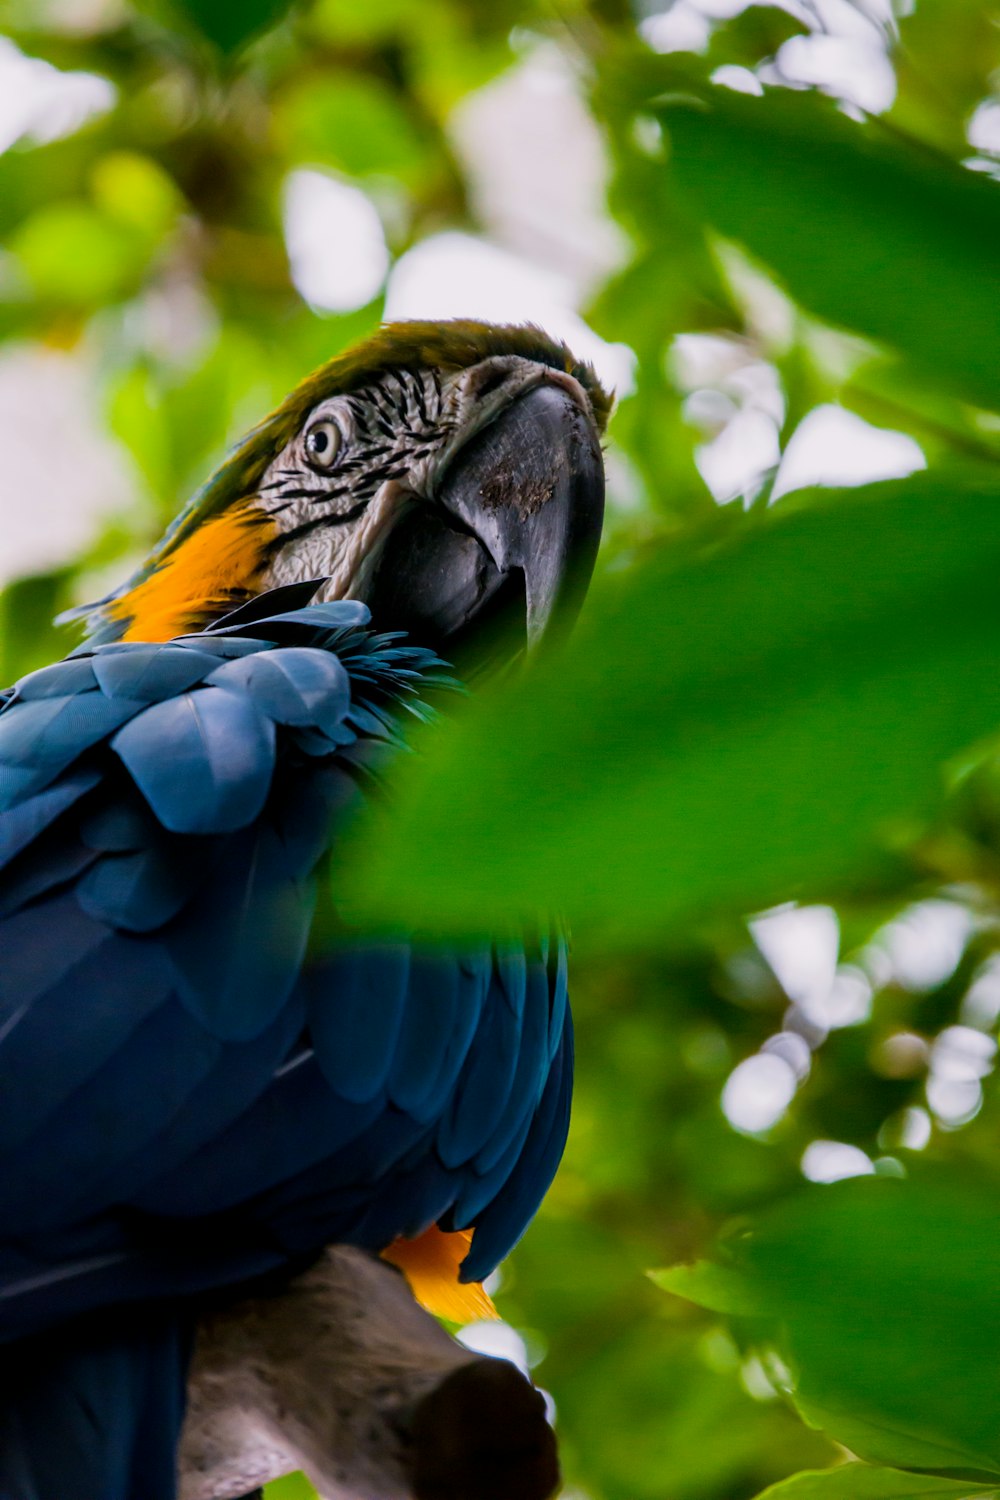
xmin=0 ymin=586 xmax=574 ymax=1494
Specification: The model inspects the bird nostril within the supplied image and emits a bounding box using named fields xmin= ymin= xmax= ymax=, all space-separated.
xmin=471 ymin=366 xmax=513 ymax=401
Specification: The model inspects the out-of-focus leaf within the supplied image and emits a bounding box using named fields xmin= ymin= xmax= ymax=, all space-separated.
xmin=0 ymin=571 xmax=75 ymax=684
xmin=755 ymin=1467 xmax=1000 ymax=1499
xmin=90 ymin=151 xmax=182 ymax=239
xmin=276 ymin=73 xmax=430 ymax=182
xmin=170 ymin=0 xmax=292 ymax=53
xmin=11 ymin=202 xmax=148 ymax=307
xmin=662 ymin=1177 xmax=1000 ymax=1475
xmin=106 ymin=365 xmax=173 ymax=509
xmin=649 ymin=1262 xmax=762 ymax=1316
xmin=308 ymin=0 xmax=417 ymax=43
xmin=342 ymin=474 xmax=1000 ymax=946
xmin=661 ymin=88 xmax=1000 ymax=412
xmin=891 ymin=0 xmax=1000 ymax=156
xmin=843 ymin=357 xmax=1000 ymax=471
xmin=263 ymin=1472 xmax=318 ymax=1500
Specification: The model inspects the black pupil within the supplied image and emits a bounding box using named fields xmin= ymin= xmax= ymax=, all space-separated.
xmin=311 ymin=428 xmax=329 ymax=454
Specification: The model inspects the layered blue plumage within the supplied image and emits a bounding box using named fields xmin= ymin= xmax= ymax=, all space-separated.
xmin=0 ymin=584 xmax=572 ymax=1497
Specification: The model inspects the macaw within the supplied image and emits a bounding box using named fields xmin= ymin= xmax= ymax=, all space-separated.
xmin=0 ymin=320 xmax=609 ymax=1500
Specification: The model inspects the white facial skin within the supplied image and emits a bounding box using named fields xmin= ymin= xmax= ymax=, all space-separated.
xmin=253 ymin=356 xmax=592 ymax=602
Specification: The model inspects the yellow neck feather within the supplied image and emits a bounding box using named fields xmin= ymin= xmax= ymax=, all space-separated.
xmin=110 ymin=505 xmax=275 ymax=643
xmin=382 ymin=1227 xmax=498 ymax=1323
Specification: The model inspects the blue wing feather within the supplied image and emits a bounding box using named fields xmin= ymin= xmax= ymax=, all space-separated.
xmin=0 ymin=587 xmax=573 ymax=1342
xmin=0 ymin=1309 xmax=192 ymax=1500
xmin=160 ymin=819 xmax=314 ymax=1040
xmin=206 ymin=646 xmax=351 ymax=730
xmin=112 ymin=688 xmax=276 ymax=835
xmin=459 ymin=1014 xmax=574 ymax=1282
xmin=13 ymin=656 xmax=97 ymax=700
xmin=78 ymin=796 xmax=160 ymax=853
xmin=0 ymin=832 xmax=99 ymax=917
xmin=75 ymin=839 xmax=210 ymax=934
xmin=309 ymin=945 xmax=411 ymax=1103
xmin=92 ymin=645 xmax=222 ymax=702
xmin=0 ymin=769 xmax=100 ymax=871
xmin=475 ymin=953 xmax=552 ymax=1175
xmin=0 ymin=691 xmax=140 ymax=808
xmin=436 ymin=973 xmax=524 ymax=1167
xmin=0 ymin=923 xmax=175 ymax=1154
xmin=2 ymin=998 xmax=222 ymax=1233
xmin=387 ymin=952 xmax=461 ymax=1116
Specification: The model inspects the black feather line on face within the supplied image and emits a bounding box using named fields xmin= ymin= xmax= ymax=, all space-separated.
xmin=259 ymin=472 xmax=303 ymax=492
xmin=264 ymin=498 xmax=371 ymax=556
xmin=266 ymin=485 xmax=339 ymax=504
xmin=262 ymin=363 xmax=449 ymax=564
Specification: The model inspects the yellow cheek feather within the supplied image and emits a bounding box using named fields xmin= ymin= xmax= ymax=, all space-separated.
xmin=110 ymin=505 xmax=275 ymax=643
xmin=382 ymin=1226 xmax=499 ymax=1323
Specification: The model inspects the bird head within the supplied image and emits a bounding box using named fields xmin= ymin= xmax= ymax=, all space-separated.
xmin=99 ymin=320 xmax=610 ymax=659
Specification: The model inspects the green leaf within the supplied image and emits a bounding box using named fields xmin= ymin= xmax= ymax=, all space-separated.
xmin=11 ymin=202 xmax=147 ymax=308
xmin=649 ymin=1261 xmax=762 ymax=1315
xmin=90 ymin=152 xmax=182 ymax=240
xmin=698 ymin=1177 xmax=1000 ymax=1475
xmin=342 ymin=474 xmax=1000 ymax=946
xmin=170 ymin=0 xmax=291 ymax=52
xmin=0 ymin=571 xmax=76 ymax=684
xmin=755 ymin=1466 xmax=1000 ymax=1499
xmin=661 ymin=88 xmax=1000 ymax=411
xmin=263 ymin=1474 xmax=319 ymax=1500
xmin=275 ymin=73 xmax=430 ymax=183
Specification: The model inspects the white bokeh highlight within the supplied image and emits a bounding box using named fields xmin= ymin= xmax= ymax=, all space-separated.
xmin=771 ymin=404 xmax=925 ymax=500
xmin=672 ymin=335 xmax=785 ymax=504
xmin=0 ymin=344 xmax=140 ymax=588
xmin=968 ymin=100 xmax=1000 ymax=155
xmin=896 ymin=1106 xmax=932 ymax=1151
xmin=762 ymin=1029 xmax=812 ymax=1081
xmin=722 ymin=1052 xmax=798 ymax=1133
xmin=801 ymin=1140 xmax=875 ymax=1182
xmin=872 ymin=900 xmax=973 ymax=993
xmin=697 ymin=410 xmax=781 ymax=505
xmin=0 ymin=37 xmax=114 ymax=156
xmin=769 ymin=32 xmax=896 ymax=114
xmin=711 ymin=64 xmax=765 ymax=96
xmin=961 ymin=955 xmax=1000 ymax=1031
xmin=283 ymin=169 xmax=389 ymax=313
xmin=642 ymin=0 xmax=899 ymax=113
xmin=926 ymin=1074 xmax=983 ymax=1128
xmin=752 ymin=905 xmax=871 ymax=1032
xmin=751 ymin=905 xmax=840 ymax=1011
xmin=385 ymin=232 xmax=635 ymax=397
xmin=450 ymin=44 xmax=628 ymax=303
xmin=640 ymin=3 xmax=713 ymax=54
xmin=457 ymin=1319 xmax=531 ymax=1376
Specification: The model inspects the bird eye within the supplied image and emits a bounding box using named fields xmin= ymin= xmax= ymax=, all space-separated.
xmin=304 ymin=419 xmax=343 ymax=471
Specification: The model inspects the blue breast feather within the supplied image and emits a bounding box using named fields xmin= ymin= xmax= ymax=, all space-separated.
xmin=0 ymin=586 xmax=572 ymax=1342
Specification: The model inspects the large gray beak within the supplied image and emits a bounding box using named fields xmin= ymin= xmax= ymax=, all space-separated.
xmin=363 ymin=383 xmax=605 ymax=658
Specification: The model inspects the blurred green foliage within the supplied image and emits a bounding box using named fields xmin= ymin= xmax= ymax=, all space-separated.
xmin=656 ymin=1176 xmax=1000 ymax=1474
xmin=347 ymin=472 xmax=1000 ymax=944
xmin=3 ymin=1 xmax=1000 ymax=1497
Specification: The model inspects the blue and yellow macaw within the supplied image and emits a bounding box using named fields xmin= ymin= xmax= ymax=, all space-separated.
xmin=0 ymin=321 xmax=608 ymax=1499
